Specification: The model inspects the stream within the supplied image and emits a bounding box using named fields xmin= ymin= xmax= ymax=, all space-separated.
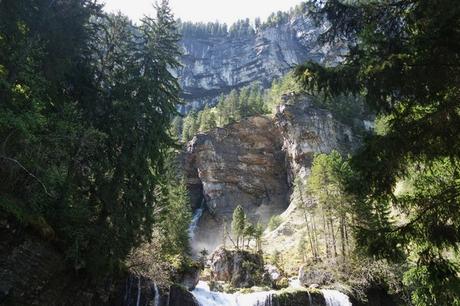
xmin=191 ymin=281 xmax=352 ymax=306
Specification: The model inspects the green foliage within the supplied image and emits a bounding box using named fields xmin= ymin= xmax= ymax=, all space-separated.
xmin=179 ymin=83 xmax=267 ymax=142
xmin=0 ymin=0 xmax=183 ymax=275
xmin=267 ymin=215 xmax=283 ymax=231
xmin=232 ymin=205 xmax=246 ymax=249
xmin=296 ymin=0 xmax=460 ymax=304
xmin=265 ymin=72 xmax=305 ymax=110
xmin=177 ymin=71 xmax=365 ymax=143
xmin=158 ymin=163 xmax=192 ymax=257
xmin=275 ymin=277 xmax=290 ymax=289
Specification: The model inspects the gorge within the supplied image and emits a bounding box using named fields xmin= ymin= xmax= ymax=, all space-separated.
xmin=2 ymin=0 xmax=456 ymax=305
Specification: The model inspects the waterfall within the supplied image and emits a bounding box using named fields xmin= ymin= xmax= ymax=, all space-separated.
xmin=306 ymin=290 xmax=313 ymax=306
xmin=153 ymin=283 xmax=160 ymax=306
xmin=321 ymin=289 xmax=352 ymax=306
xmin=136 ymin=277 xmax=141 ymax=306
xmin=192 ymin=281 xmax=274 ymax=306
xmin=189 ymin=199 xmax=205 ymax=239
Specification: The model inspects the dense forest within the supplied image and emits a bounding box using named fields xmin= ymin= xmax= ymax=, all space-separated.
xmin=295 ymin=0 xmax=460 ymax=304
xmin=177 ymin=2 xmax=310 ymax=38
xmin=1 ymin=0 xmax=459 ymax=305
xmin=0 ymin=0 xmax=191 ymax=279
xmin=176 ymin=73 xmax=367 ymax=142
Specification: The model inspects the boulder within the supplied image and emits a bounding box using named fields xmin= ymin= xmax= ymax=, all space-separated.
xmin=177 ymin=265 xmax=200 ymax=291
xmin=168 ymin=285 xmax=199 ymax=306
xmin=299 ymin=265 xmax=334 ymax=287
xmin=210 ymin=247 xmax=264 ymax=288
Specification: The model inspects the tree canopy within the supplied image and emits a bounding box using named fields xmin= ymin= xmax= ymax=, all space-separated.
xmin=0 ymin=0 xmax=183 ymax=275
xmin=295 ymin=0 xmax=460 ymax=304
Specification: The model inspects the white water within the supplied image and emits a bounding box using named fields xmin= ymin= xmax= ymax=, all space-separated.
xmin=153 ymin=283 xmax=160 ymax=306
xmin=321 ymin=289 xmax=352 ymax=306
xmin=136 ymin=277 xmax=141 ymax=306
xmin=189 ymin=200 xmax=205 ymax=239
xmin=192 ymin=281 xmax=274 ymax=306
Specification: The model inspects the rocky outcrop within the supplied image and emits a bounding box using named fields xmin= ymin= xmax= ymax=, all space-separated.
xmin=209 ymin=247 xmax=265 ymax=288
xmin=168 ymin=285 xmax=199 ymax=306
xmin=176 ymin=265 xmax=201 ymax=291
xmin=275 ymin=94 xmax=358 ymax=183
xmin=178 ymin=14 xmax=343 ymax=112
xmin=184 ymin=95 xmax=360 ymax=253
xmin=183 ymin=116 xmax=289 ymax=252
xmin=298 ymin=265 xmax=334 ymax=287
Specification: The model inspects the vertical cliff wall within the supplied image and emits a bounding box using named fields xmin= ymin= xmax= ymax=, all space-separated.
xmin=177 ymin=14 xmax=342 ymax=113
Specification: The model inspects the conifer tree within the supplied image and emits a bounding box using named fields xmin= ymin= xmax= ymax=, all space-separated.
xmin=232 ymin=205 xmax=246 ymax=249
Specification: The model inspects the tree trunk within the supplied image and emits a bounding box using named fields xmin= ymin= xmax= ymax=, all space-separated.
xmin=322 ymin=212 xmax=330 ymax=258
xmin=328 ymin=216 xmax=338 ymax=257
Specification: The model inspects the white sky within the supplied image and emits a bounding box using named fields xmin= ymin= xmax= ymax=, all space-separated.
xmin=103 ymin=0 xmax=304 ymax=25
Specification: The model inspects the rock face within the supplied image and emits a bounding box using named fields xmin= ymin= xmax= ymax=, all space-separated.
xmin=275 ymin=94 xmax=358 ymax=183
xmin=183 ymin=116 xmax=289 ymax=252
xmin=210 ymin=247 xmax=265 ymax=288
xmin=183 ymin=95 xmax=360 ymax=253
xmin=177 ymin=14 xmax=342 ymax=113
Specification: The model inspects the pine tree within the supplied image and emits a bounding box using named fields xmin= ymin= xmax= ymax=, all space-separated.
xmin=231 ymin=205 xmax=246 ymax=249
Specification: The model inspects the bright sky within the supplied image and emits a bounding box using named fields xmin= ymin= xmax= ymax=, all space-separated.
xmin=103 ymin=0 xmax=304 ymax=25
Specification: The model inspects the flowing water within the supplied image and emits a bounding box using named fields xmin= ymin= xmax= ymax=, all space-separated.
xmin=136 ymin=277 xmax=141 ymax=306
xmin=192 ymin=280 xmax=353 ymax=306
xmin=189 ymin=200 xmax=205 ymax=239
xmin=153 ymin=283 xmax=160 ymax=306
xmin=321 ymin=289 xmax=352 ymax=306
xmin=192 ymin=281 xmax=274 ymax=306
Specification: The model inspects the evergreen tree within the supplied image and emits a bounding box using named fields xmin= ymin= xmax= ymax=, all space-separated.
xmin=231 ymin=205 xmax=246 ymax=249
xmin=253 ymin=223 xmax=264 ymax=252
xmin=0 ymin=0 xmax=183 ymax=275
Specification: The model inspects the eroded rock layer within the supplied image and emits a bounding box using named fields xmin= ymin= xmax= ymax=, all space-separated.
xmin=184 ymin=95 xmax=360 ymax=253
xmin=183 ymin=116 xmax=289 ymax=252
xmin=177 ymin=14 xmax=342 ymax=112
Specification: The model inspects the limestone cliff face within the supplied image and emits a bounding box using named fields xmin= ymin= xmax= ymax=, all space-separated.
xmin=184 ymin=95 xmax=359 ymax=253
xmin=177 ymin=15 xmax=341 ymax=113
xmin=274 ymin=94 xmax=358 ymax=184
xmin=183 ymin=116 xmax=289 ymax=252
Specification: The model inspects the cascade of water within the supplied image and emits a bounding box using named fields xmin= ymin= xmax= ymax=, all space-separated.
xmin=153 ymin=283 xmax=160 ymax=306
xmin=321 ymin=289 xmax=352 ymax=306
xmin=192 ymin=281 xmax=274 ymax=306
xmin=136 ymin=277 xmax=141 ymax=306
xmin=306 ymin=290 xmax=313 ymax=306
xmin=189 ymin=198 xmax=205 ymax=239
xmin=125 ymin=275 xmax=133 ymax=305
